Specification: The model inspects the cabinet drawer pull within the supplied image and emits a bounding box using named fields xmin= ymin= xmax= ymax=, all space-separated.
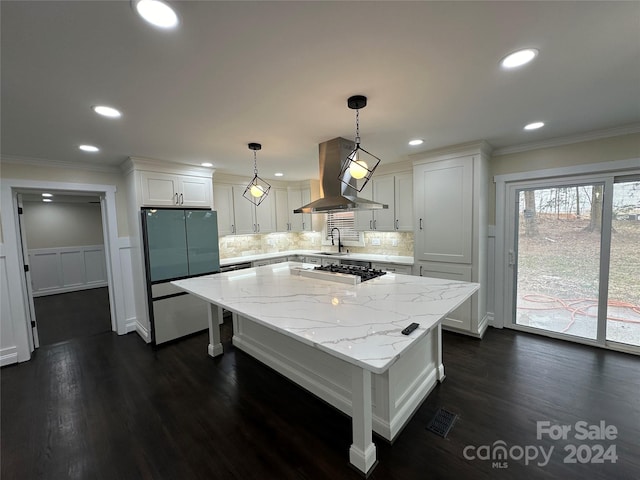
xmin=419 ymin=218 xmax=423 ymax=230
xmin=373 ymin=219 xmax=377 ymax=230
xmin=174 ymin=193 xmax=179 ymax=204
xmin=369 ymin=219 xmax=373 ymax=230
xmin=232 ymin=224 xmax=235 ymax=234
xmin=253 ymin=223 xmax=256 ymax=232
xmin=419 ymin=265 xmax=423 ymax=276
xmin=179 ymin=193 xmax=183 ymax=205
xmin=257 ymin=223 xmax=260 ymax=232
xmin=395 ymin=219 xmax=399 ymax=230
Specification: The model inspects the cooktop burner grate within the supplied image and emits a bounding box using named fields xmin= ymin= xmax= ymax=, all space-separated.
xmin=314 ymin=264 xmax=387 ymax=282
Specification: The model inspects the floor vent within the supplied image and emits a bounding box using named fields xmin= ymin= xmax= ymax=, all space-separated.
xmin=426 ymin=408 xmax=458 ymax=438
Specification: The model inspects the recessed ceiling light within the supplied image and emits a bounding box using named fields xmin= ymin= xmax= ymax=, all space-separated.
xmin=79 ymin=144 xmax=100 ymax=152
xmin=500 ymin=48 xmax=539 ymax=69
xmin=408 ymin=139 xmax=424 ymax=146
xmin=201 ymin=162 xmax=213 ymax=167
xmin=41 ymin=193 xmax=53 ymax=197
xmin=92 ymin=105 xmax=121 ymax=118
xmin=274 ymin=172 xmax=284 ymax=177
xmin=43 ymin=198 xmax=53 ymax=203
xmin=134 ymin=0 xmax=179 ymax=29
xmin=524 ymin=122 xmax=545 ymax=130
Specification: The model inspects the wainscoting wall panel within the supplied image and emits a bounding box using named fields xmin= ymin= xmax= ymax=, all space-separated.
xmin=486 ymin=225 xmax=496 ymax=326
xmin=117 ymin=238 xmax=138 ymax=334
xmin=29 ymin=245 xmax=108 ymax=297
xmin=0 ymin=243 xmax=19 ymax=366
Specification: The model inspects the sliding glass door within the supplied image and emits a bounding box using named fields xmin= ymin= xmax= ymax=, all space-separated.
xmin=606 ymin=178 xmax=640 ymax=346
xmin=507 ymin=174 xmax=640 ymax=351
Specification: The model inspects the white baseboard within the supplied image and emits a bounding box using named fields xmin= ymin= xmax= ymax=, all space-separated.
xmin=32 ymin=281 xmax=108 ymax=297
xmin=125 ymin=317 xmax=137 ymax=334
xmin=0 ymin=346 xmax=18 ymax=367
xmin=136 ymin=321 xmax=150 ymax=343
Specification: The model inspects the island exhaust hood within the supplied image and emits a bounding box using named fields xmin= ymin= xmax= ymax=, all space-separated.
xmin=293 ymin=137 xmax=388 ymax=214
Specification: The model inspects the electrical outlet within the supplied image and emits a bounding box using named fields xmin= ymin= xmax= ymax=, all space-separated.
xmin=371 ymin=237 xmax=381 ymax=246
xmin=391 ymin=238 xmax=398 ymax=247
xmin=267 ymin=238 xmax=275 ymax=246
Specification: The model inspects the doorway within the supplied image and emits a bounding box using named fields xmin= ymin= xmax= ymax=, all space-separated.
xmin=1 ymin=178 xmax=125 ymax=364
xmin=20 ymin=192 xmax=112 ymax=346
xmin=506 ymin=174 xmax=640 ymax=352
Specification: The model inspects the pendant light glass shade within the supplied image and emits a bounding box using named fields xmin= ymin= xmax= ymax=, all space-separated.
xmin=339 ymin=95 xmax=381 ymax=193
xmin=243 ymin=143 xmax=271 ymax=206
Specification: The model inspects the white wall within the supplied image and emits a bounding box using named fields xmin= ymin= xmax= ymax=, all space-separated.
xmin=22 ymin=201 xmax=104 ymax=249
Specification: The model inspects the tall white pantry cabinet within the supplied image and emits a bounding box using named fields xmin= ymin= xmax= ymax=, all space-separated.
xmin=412 ymin=142 xmax=490 ymax=337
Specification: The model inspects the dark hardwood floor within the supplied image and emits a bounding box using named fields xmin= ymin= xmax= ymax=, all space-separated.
xmin=1 ymin=323 xmax=638 ymax=480
xmin=33 ymin=287 xmax=112 ymax=346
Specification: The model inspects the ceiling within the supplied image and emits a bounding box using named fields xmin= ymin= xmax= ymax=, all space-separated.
xmin=2 ymin=1 xmax=639 ymax=181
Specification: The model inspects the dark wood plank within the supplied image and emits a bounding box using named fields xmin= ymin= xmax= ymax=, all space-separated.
xmin=33 ymin=287 xmax=111 ymax=346
xmin=2 ymin=325 xmax=638 ymax=479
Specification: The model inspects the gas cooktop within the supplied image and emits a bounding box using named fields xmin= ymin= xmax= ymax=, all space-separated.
xmin=314 ymin=264 xmax=387 ymax=282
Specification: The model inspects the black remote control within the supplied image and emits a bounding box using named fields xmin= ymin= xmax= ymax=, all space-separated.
xmin=402 ymin=322 xmax=419 ymax=335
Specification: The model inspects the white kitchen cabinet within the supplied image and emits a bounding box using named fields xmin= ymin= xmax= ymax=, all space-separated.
xmin=355 ymin=173 xmax=413 ymax=232
xmin=415 ymin=261 xmax=472 ymax=331
xmin=412 ymin=142 xmax=489 ymax=337
xmin=303 ymin=256 xmax=322 ymax=265
xmin=394 ymin=172 xmax=413 ymax=231
xmin=213 ymin=183 xmax=235 ymax=236
xmin=140 ymin=171 xmax=212 ymax=207
xmin=274 ymin=188 xmax=305 ymax=232
xmin=252 ymin=259 xmax=273 ymax=267
xmin=300 ymin=187 xmax=313 ymax=231
xmin=232 ymin=184 xmax=276 ymax=234
xmin=274 ymin=188 xmax=290 ymax=232
xmin=371 ymin=262 xmax=412 ymax=275
xmin=321 ymin=258 xmax=341 ymax=267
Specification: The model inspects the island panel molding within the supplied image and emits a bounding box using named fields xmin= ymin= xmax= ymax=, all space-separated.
xmin=173 ymin=262 xmax=478 ymax=474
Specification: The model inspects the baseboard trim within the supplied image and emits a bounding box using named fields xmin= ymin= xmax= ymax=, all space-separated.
xmin=125 ymin=318 xmax=137 ymax=334
xmin=0 ymin=347 xmax=19 ymax=367
xmin=32 ymin=282 xmax=108 ymax=298
xmin=135 ymin=321 xmax=150 ymax=343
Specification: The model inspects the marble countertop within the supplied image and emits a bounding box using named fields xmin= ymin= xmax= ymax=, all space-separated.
xmin=173 ymin=262 xmax=479 ymax=374
xmin=220 ymin=250 xmax=414 ymax=267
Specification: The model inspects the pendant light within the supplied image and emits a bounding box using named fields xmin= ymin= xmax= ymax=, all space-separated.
xmin=243 ymin=143 xmax=271 ymax=206
xmin=338 ymin=95 xmax=381 ymax=192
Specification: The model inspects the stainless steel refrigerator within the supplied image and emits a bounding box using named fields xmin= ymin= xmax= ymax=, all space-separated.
xmin=141 ymin=208 xmax=220 ymax=345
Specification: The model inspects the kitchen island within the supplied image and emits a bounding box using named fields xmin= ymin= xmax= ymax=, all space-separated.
xmin=173 ymin=262 xmax=479 ymax=475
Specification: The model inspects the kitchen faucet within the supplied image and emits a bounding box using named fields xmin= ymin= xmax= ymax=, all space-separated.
xmin=330 ymin=227 xmax=343 ymax=253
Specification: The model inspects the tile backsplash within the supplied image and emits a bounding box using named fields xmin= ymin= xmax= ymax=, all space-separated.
xmin=219 ymin=231 xmax=413 ymax=258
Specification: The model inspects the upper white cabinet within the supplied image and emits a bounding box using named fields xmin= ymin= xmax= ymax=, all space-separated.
xmin=231 ymin=184 xmax=276 ymax=234
xmin=213 ymin=184 xmax=235 ymax=236
xmin=274 ymin=187 xmax=313 ymax=232
xmin=355 ymin=172 xmax=413 ymax=232
xmin=140 ymin=171 xmax=212 ymax=207
xmin=414 ymin=158 xmax=472 ymax=263
xmin=412 ymin=142 xmax=490 ymax=337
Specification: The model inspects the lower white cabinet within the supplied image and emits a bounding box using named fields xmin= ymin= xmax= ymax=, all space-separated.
xmin=252 ymin=259 xmax=273 ymax=267
xmin=415 ymin=261 xmax=472 ymax=332
xmin=303 ymin=256 xmax=322 ymax=265
xmin=371 ymin=262 xmax=412 ymax=275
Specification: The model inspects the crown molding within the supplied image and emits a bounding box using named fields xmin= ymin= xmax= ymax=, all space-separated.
xmin=0 ymin=154 xmax=121 ymax=174
xmin=492 ymin=123 xmax=640 ymax=157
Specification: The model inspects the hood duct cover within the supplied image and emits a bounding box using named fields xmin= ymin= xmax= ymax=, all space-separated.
xmin=294 ymin=137 xmax=388 ymax=214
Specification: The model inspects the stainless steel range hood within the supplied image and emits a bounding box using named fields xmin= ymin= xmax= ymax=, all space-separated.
xmin=293 ymin=137 xmax=388 ymax=214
